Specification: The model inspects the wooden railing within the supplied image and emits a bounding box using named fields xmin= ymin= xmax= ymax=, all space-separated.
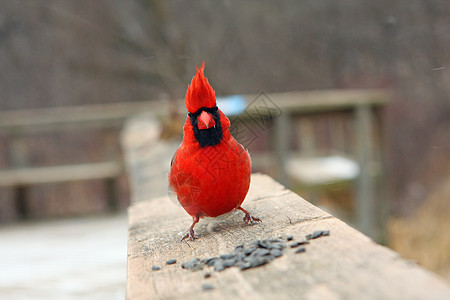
xmin=1 ymin=89 xmax=389 ymax=228
xmin=245 ymin=89 xmax=390 ymax=240
xmin=0 ymin=101 xmax=162 ymax=218
xmin=126 ymin=175 xmax=450 ymax=299
xmin=121 ymin=89 xmax=390 ymax=241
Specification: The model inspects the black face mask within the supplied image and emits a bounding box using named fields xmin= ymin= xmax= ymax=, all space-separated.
xmin=188 ymin=106 xmax=223 ymax=147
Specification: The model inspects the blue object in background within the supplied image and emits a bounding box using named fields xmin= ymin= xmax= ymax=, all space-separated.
xmin=216 ymin=95 xmax=247 ymax=116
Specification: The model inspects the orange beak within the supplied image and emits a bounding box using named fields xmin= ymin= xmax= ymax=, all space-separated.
xmin=198 ymin=111 xmax=215 ymax=130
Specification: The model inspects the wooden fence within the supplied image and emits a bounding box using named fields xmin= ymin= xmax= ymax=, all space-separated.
xmin=0 ymin=101 xmax=161 ymax=218
xmin=1 ymin=89 xmax=389 ymax=234
xmin=121 ymin=89 xmax=390 ymax=240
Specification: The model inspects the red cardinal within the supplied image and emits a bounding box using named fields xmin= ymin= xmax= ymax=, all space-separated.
xmin=169 ymin=62 xmax=260 ymax=241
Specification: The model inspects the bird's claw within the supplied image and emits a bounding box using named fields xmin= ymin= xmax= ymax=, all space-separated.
xmin=181 ymin=228 xmax=199 ymax=241
xmin=243 ymin=212 xmax=261 ymax=225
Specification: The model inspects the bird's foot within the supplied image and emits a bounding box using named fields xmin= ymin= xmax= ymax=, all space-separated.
xmin=181 ymin=228 xmax=199 ymax=241
xmin=238 ymin=206 xmax=261 ymax=225
xmin=243 ymin=212 xmax=261 ymax=225
xmin=181 ymin=215 xmax=201 ymax=242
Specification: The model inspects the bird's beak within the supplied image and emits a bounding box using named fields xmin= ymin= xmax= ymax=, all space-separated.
xmin=198 ymin=111 xmax=215 ymax=130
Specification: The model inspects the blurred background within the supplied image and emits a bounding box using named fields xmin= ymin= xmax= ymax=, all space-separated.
xmin=0 ymin=0 xmax=448 ymax=298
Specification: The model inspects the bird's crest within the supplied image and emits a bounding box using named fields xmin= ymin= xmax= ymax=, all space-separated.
xmin=185 ymin=62 xmax=216 ymax=113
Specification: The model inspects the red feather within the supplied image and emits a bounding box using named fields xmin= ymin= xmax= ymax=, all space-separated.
xmin=185 ymin=61 xmax=216 ymax=113
xmin=169 ymin=62 xmax=260 ymax=241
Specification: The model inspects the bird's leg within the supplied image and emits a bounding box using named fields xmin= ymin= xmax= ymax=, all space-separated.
xmin=181 ymin=215 xmax=200 ymax=241
xmin=237 ymin=206 xmax=261 ymax=225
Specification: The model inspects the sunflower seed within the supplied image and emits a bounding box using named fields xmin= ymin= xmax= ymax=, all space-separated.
xmin=202 ymin=284 xmax=215 ymax=291
xmin=201 ymin=257 xmax=218 ymax=266
xmin=270 ymin=248 xmax=283 ymax=257
xmin=306 ymin=230 xmax=330 ymax=240
xmin=220 ymin=253 xmax=235 ymax=259
xmin=213 ymin=259 xmax=226 ymax=272
xmin=295 ymin=247 xmax=306 ymax=254
xmin=253 ymin=248 xmax=271 ymax=256
xmin=181 ymin=257 xmax=202 ymax=270
xmin=225 ymin=258 xmax=237 ymax=267
xmin=290 ymin=240 xmax=309 ymax=248
xmin=270 ymin=242 xmax=286 ymax=250
xmin=235 ymin=244 xmax=244 ymax=250
xmin=248 ymin=256 xmax=269 ymax=268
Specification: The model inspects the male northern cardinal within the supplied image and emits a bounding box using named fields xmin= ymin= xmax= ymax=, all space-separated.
xmin=169 ymin=62 xmax=260 ymax=241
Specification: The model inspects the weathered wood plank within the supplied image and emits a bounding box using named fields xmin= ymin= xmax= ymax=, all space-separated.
xmin=243 ymin=89 xmax=389 ymax=117
xmin=0 ymin=162 xmax=123 ymax=187
xmin=0 ymin=89 xmax=389 ymax=133
xmin=0 ymin=101 xmax=163 ymax=133
xmin=127 ymin=173 xmax=450 ymax=300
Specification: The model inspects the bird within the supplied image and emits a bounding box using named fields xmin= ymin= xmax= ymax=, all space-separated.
xmin=168 ymin=62 xmax=261 ymax=241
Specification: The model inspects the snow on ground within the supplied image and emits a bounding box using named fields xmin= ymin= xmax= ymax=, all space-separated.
xmin=0 ymin=213 xmax=127 ymax=300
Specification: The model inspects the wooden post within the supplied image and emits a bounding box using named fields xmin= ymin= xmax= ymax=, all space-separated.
xmin=297 ymin=118 xmax=316 ymax=156
xmin=9 ymin=134 xmax=29 ymax=219
xmin=273 ymin=113 xmax=290 ymax=186
xmin=355 ymin=104 xmax=376 ymax=239
xmin=373 ymin=107 xmax=389 ymax=244
xmin=106 ymin=177 xmax=119 ymax=211
xmin=104 ymin=128 xmax=120 ymax=211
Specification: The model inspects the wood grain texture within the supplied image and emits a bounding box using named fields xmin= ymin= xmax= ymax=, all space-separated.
xmin=127 ymin=174 xmax=450 ymax=300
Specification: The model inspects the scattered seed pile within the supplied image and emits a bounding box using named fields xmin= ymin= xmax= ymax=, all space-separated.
xmin=175 ymin=230 xmax=330 ymax=273
xmin=150 ymin=230 xmax=330 ymax=291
